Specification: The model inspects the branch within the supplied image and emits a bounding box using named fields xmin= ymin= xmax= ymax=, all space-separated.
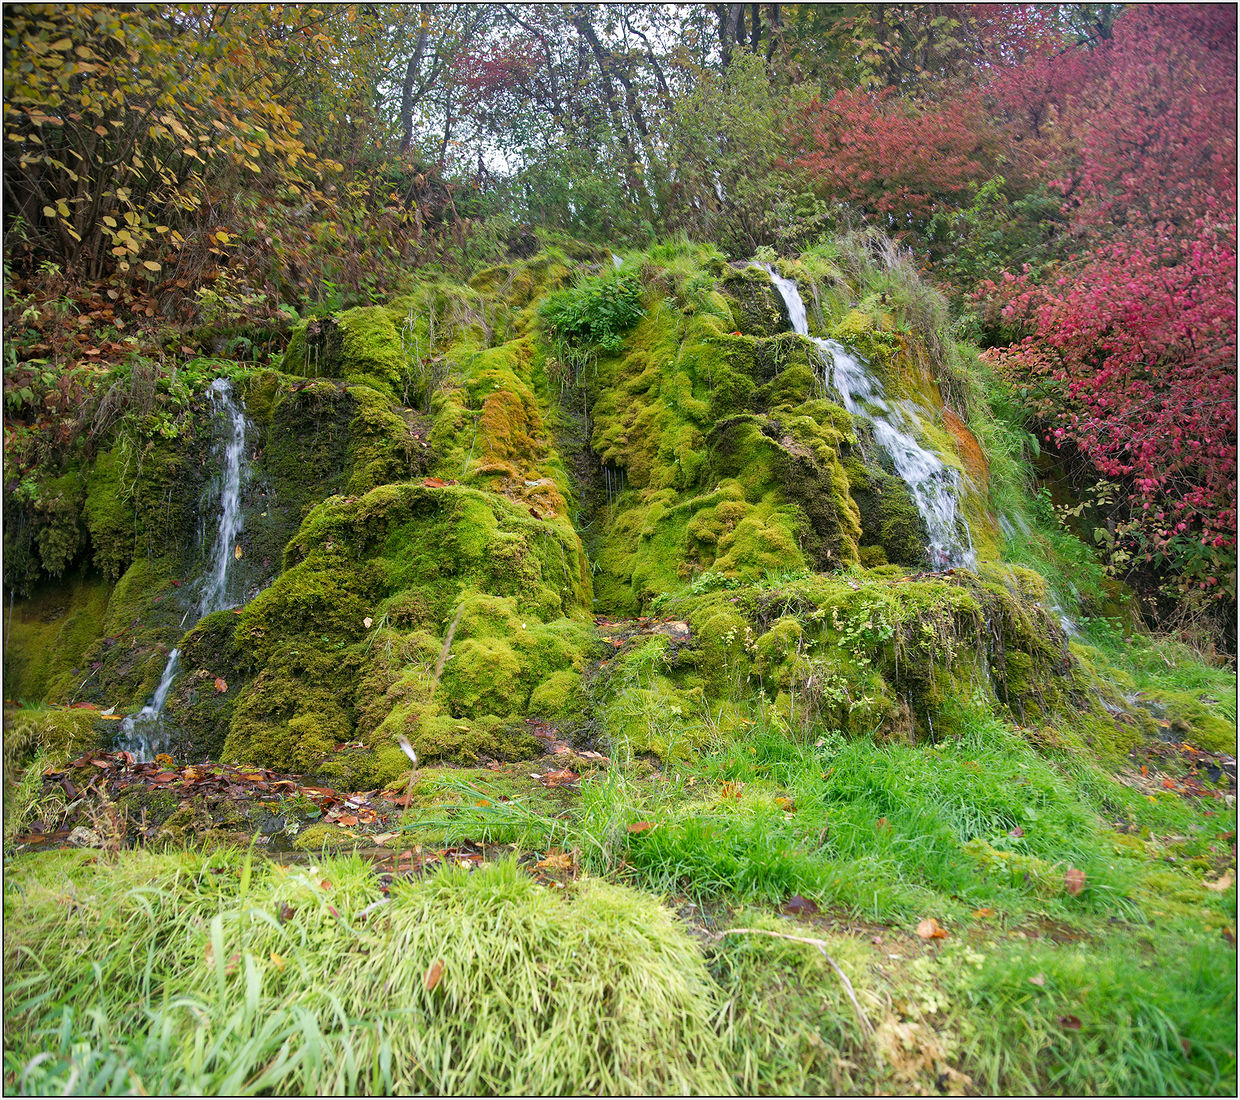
xmin=712 ymin=927 xmax=874 ymax=1038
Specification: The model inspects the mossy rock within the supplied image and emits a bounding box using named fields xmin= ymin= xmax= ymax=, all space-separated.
xmin=292 ymin=822 xmax=364 ymax=852
xmin=3 ymin=706 xmax=102 ymax=768
xmin=283 ymin=307 xmax=409 ymax=401
xmin=721 ymin=267 xmax=789 ymax=338
xmin=2 ymin=573 xmax=110 ymax=702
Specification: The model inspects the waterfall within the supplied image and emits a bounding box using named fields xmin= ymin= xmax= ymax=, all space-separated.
xmin=761 ymin=264 xmax=976 ymax=571
xmin=117 ymin=378 xmax=250 ymax=759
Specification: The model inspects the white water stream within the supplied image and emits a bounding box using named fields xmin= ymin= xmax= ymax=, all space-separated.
xmin=117 ymin=379 xmax=250 ymax=759
xmin=762 ymin=264 xmax=976 ymax=571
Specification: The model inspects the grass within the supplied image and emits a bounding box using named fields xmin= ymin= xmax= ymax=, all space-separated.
xmin=6 ymin=839 xmax=1232 ymax=1096
xmin=5 ymin=853 xmax=732 ymax=1095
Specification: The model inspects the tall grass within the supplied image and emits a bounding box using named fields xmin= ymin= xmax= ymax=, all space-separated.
xmin=5 ymin=853 xmax=732 ymax=1095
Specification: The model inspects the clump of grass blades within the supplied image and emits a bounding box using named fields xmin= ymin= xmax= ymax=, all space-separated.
xmin=956 ymin=932 xmax=1236 ymax=1095
xmin=5 ymin=851 xmax=732 ymax=1095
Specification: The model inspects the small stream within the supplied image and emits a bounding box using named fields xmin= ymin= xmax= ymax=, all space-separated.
xmin=117 ymin=379 xmax=251 ymax=759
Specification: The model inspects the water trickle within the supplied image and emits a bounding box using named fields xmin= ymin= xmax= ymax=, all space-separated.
xmin=117 ymin=379 xmax=250 ymax=759
xmin=612 ymin=253 xmax=624 ymax=270
xmin=761 ymin=264 xmax=976 ymax=571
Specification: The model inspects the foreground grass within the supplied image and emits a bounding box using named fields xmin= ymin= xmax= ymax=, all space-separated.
xmin=6 ymin=700 xmax=1235 ymax=1096
xmin=4 ymin=847 xmax=1233 ymax=1096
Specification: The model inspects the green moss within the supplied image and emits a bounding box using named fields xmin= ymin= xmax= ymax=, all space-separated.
xmin=829 ymin=309 xmax=899 ymax=374
xmin=69 ymin=556 xmax=189 ymax=708
xmin=528 ymin=670 xmax=586 ymax=725
xmin=3 ymin=706 xmax=101 ymax=767
xmin=721 ymin=267 xmax=789 ymax=337
xmin=2 ymin=574 xmax=110 ymax=702
xmin=153 ymin=795 xmax=251 ymax=849
xmin=283 ymin=307 xmax=409 ymax=401
xmin=83 ymin=447 xmax=136 ymax=581
xmin=163 ymin=609 xmax=247 ymax=761
xmin=292 ymin=822 xmax=363 ymax=852
xmin=1146 ymin=690 xmax=1237 ymax=754
xmin=222 ymin=648 xmax=355 ymax=774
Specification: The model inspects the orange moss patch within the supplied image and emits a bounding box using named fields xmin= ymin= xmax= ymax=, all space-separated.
xmin=943 ymin=408 xmax=989 ymax=486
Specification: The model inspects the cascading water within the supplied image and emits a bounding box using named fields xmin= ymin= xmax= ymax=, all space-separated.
xmin=117 ymin=378 xmax=250 ymax=759
xmin=762 ymin=264 xmax=976 ymax=571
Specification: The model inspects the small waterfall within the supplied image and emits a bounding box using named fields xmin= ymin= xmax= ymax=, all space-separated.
xmin=612 ymin=253 xmax=624 ymax=269
xmin=198 ymin=378 xmax=248 ymax=615
xmin=761 ymin=263 xmax=976 ymax=571
xmin=117 ymin=378 xmax=250 ymax=759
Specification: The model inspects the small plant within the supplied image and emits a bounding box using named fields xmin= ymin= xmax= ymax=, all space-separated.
xmin=690 ymin=571 xmax=742 ymax=595
xmin=539 ymin=273 xmax=645 ymax=354
xmin=4 ymin=750 xmax=64 ymax=847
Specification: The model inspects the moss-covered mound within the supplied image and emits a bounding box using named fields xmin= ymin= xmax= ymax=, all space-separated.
xmin=3 ymin=237 xmax=1233 ymax=784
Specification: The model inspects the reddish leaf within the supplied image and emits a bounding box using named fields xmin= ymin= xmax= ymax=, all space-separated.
xmin=627 ymin=821 xmax=655 ymax=834
xmin=337 ymin=814 xmax=359 ymax=827
xmin=1058 ymin=1014 xmax=1083 ymax=1030
xmin=214 ymin=677 xmax=228 ymax=693
xmin=1064 ymin=868 xmax=1087 ymax=896
xmin=424 ymin=959 xmax=445 ymax=991
xmin=782 ymin=894 xmax=820 ymax=916
xmin=541 ymin=768 xmax=578 ymax=788
xmin=915 ymin=918 xmax=949 ymax=940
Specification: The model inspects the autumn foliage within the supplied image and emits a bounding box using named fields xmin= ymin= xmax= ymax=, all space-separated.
xmin=792 ymin=87 xmax=993 ymax=229
xmin=976 ymin=5 xmax=1237 ymax=604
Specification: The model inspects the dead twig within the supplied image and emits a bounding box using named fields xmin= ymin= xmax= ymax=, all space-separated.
xmin=713 ymin=927 xmax=874 ymax=1039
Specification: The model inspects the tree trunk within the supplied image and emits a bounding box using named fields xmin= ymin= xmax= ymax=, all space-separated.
xmin=399 ymin=4 xmax=432 ymax=155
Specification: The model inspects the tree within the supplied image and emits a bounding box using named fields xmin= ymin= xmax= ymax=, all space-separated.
xmin=976 ymin=5 xmax=1237 ymax=607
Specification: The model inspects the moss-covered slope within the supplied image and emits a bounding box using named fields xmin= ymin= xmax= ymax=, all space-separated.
xmin=3 ymin=238 xmax=1233 ymax=783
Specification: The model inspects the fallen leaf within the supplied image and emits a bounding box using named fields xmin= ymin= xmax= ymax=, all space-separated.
xmin=234 ymin=544 xmax=243 ymax=560
xmin=1058 ymin=1014 xmax=1082 ymax=1030
xmin=270 ymin=951 xmax=286 ymax=972
xmin=214 ymin=676 xmax=228 ymax=693
xmin=319 ymin=879 xmax=332 ymax=891
xmin=1064 ymin=868 xmax=1087 ymax=896
xmin=782 ymin=894 xmax=819 ymax=916
xmin=915 ymin=918 xmax=948 ymax=940
xmin=719 ymin=779 xmax=745 ymax=799
xmin=1009 ymin=825 xmax=1025 ymax=837
xmin=1204 ymin=869 xmax=1234 ymax=892
xmin=627 ymin=821 xmax=655 ymax=834
xmin=279 ymin=904 xmax=295 ymax=923
xmin=424 ymin=959 xmax=445 ymax=991
xmin=372 ymin=832 xmax=398 ymax=846
xmin=875 ymin=816 xmax=889 ymax=830
xmin=971 ymin=907 xmax=995 ymax=918
xmin=423 ymin=477 xmax=447 ymax=488
xmin=542 ymin=767 xmax=578 ymax=788
xmin=337 ymin=814 xmax=359 ymax=827
xmin=1028 ymin=973 xmax=1046 ymax=987
xmin=1222 ymin=927 xmax=1236 ymax=946
xmin=536 ymin=850 xmax=575 ymax=871
xmin=363 ymin=616 xmax=373 ymax=628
